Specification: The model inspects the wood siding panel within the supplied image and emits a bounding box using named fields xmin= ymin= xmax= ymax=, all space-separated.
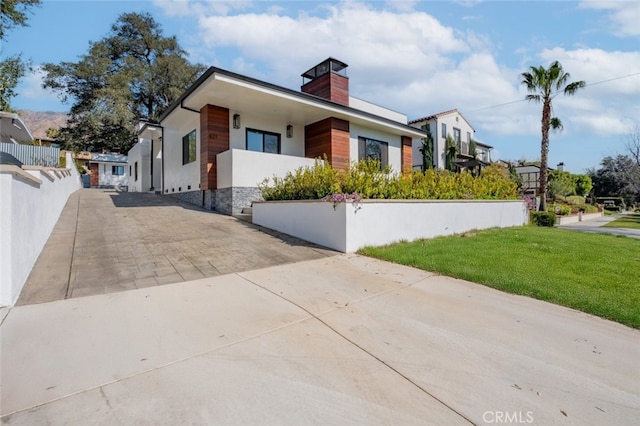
xmin=305 ymin=117 xmax=350 ymax=170
xmin=90 ymin=163 xmax=99 ymax=187
xmin=301 ymin=73 xmax=349 ymax=106
xmin=200 ymin=104 xmax=229 ymax=190
xmin=401 ymin=136 xmax=412 ymax=173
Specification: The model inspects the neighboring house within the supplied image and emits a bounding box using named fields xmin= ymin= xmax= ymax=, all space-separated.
xmin=128 ymin=120 xmax=161 ymax=193
xmin=0 ymin=111 xmax=34 ymax=144
xmin=86 ymin=153 xmax=128 ymax=190
xmin=409 ymin=109 xmax=492 ymax=172
xmin=130 ymin=58 xmax=425 ymax=214
xmin=514 ymin=162 xmax=563 ymax=196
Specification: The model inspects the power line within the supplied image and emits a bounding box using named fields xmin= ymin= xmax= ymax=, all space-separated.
xmin=463 ymin=71 xmax=640 ymax=115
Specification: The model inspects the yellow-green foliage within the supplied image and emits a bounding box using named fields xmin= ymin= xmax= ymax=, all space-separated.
xmin=259 ymin=160 xmax=518 ymax=201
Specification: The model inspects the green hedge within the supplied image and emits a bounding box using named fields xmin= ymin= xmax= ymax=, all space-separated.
xmin=259 ymin=160 xmax=519 ymax=201
xmin=531 ymin=211 xmax=557 ymax=227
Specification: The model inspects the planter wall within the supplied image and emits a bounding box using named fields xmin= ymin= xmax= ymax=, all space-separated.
xmin=556 ymin=211 xmax=603 ymax=225
xmin=253 ymin=199 xmax=529 ymax=253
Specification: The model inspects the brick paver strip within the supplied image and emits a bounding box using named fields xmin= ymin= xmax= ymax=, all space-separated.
xmin=17 ymin=189 xmax=334 ymax=305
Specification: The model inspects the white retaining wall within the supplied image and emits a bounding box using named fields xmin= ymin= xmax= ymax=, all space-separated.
xmin=253 ymin=199 xmax=529 ymax=253
xmin=0 ymin=152 xmax=81 ymax=306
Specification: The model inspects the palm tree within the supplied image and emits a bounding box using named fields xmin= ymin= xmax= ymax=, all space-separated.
xmin=521 ymin=61 xmax=585 ymax=211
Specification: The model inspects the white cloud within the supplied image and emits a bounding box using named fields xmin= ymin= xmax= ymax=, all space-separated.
xmin=194 ymin=1 xmax=470 ymax=85
xmin=580 ymin=1 xmax=640 ymax=37
xmin=156 ymin=0 xmax=639 ymax=155
xmin=19 ymin=68 xmax=59 ymax=101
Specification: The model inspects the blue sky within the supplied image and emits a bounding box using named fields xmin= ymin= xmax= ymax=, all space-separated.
xmin=5 ymin=0 xmax=640 ymax=173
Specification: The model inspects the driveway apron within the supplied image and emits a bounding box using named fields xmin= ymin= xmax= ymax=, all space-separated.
xmin=17 ymin=189 xmax=334 ymax=305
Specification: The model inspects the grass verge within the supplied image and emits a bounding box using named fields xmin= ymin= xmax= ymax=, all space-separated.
xmin=359 ymin=226 xmax=640 ymax=329
xmin=603 ymin=212 xmax=640 ymax=229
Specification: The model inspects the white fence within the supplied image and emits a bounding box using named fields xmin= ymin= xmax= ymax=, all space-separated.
xmin=0 ymin=143 xmax=61 ymax=167
xmin=0 ymin=152 xmax=81 ymax=306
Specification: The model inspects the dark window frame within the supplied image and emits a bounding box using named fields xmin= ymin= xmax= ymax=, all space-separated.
xmin=246 ymin=128 xmax=281 ymax=154
xmin=112 ymin=165 xmax=124 ymax=176
xmin=357 ymin=136 xmax=389 ymax=168
xmin=441 ymin=123 xmax=447 ymax=139
xmin=182 ymin=130 xmax=197 ymax=165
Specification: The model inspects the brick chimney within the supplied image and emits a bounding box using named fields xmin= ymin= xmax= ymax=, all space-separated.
xmin=301 ymin=58 xmax=349 ymax=106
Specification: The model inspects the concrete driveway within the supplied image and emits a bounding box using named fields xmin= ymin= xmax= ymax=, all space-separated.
xmin=17 ymin=189 xmax=334 ymax=305
xmin=2 ymin=255 xmax=638 ymax=425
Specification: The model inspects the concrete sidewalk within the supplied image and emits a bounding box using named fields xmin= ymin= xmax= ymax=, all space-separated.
xmin=558 ymin=213 xmax=640 ymax=239
xmin=2 ymin=255 xmax=638 ymax=425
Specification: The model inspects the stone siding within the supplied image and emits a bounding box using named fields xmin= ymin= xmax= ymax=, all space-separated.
xmin=215 ymin=187 xmax=263 ymax=215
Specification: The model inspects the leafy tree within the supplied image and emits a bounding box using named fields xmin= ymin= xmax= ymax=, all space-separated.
xmin=42 ymin=12 xmax=206 ymax=152
xmin=589 ymin=155 xmax=639 ymax=206
xmin=419 ymin=129 xmax=434 ymax=171
xmin=444 ymin=134 xmax=458 ymax=172
xmin=574 ymin=174 xmax=592 ymax=197
xmin=0 ymin=0 xmax=41 ymax=111
xmin=547 ymin=170 xmax=576 ymax=200
xmin=0 ymin=54 xmax=28 ymax=111
xmin=521 ymin=61 xmax=585 ymax=211
xmin=0 ymin=0 xmax=40 ymax=39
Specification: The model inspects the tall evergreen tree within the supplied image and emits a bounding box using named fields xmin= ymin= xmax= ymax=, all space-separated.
xmin=521 ymin=61 xmax=585 ymax=211
xmin=42 ymin=12 xmax=206 ymax=152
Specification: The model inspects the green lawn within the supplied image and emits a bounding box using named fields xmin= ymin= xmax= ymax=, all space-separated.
xmin=603 ymin=212 xmax=640 ymax=229
xmin=359 ymin=226 xmax=640 ymax=328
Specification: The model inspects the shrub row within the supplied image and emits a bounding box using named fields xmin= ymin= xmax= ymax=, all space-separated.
xmin=259 ymin=160 xmax=519 ymax=201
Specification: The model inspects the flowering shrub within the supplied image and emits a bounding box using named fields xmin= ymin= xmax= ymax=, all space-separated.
xmin=322 ymin=192 xmax=362 ymax=212
xmin=258 ymin=159 xmax=518 ymax=202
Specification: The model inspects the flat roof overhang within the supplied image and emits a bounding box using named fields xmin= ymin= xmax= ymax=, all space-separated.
xmin=168 ymin=70 xmax=426 ymax=140
xmin=0 ymin=112 xmax=34 ymax=144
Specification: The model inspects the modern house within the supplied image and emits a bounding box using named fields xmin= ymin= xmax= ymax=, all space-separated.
xmin=129 ymin=58 xmax=426 ymax=214
xmin=85 ymin=152 xmax=128 ymax=190
xmin=409 ymin=109 xmax=492 ymax=172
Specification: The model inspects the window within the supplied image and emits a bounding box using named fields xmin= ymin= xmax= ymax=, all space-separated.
xmin=441 ymin=123 xmax=447 ymax=139
xmin=112 ymin=165 xmax=124 ymax=176
xmin=246 ymin=129 xmax=280 ymax=154
xmin=358 ymin=137 xmax=388 ymax=167
xmin=453 ymin=128 xmax=461 ymax=143
xmin=467 ymin=132 xmax=471 ymax=143
xmin=182 ymin=130 xmax=196 ymax=165
xmin=134 ymin=162 xmax=138 ymax=181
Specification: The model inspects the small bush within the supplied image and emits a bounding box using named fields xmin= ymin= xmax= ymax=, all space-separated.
xmin=573 ymin=203 xmax=598 ymax=214
xmin=531 ymin=211 xmax=557 ymax=227
xmin=565 ymin=195 xmax=585 ymax=205
xmin=547 ymin=204 xmax=572 ymax=216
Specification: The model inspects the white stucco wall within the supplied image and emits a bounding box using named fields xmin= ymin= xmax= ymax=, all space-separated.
xmin=217 ymin=149 xmax=317 ymax=189
xmin=98 ymin=162 xmax=128 ymax=188
xmin=162 ymin=109 xmax=201 ymax=194
xmin=0 ymin=152 xmax=81 ymax=306
xmin=350 ymin=123 xmax=402 ymax=172
xmin=127 ymin=139 xmax=151 ymax=192
xmin=228 ymin=111 xmax=305 ymax=157
xmin=253 ymin=199 xmax=529 ymax=253
xmin=348 ymin=97 xmax=407 ymax=123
